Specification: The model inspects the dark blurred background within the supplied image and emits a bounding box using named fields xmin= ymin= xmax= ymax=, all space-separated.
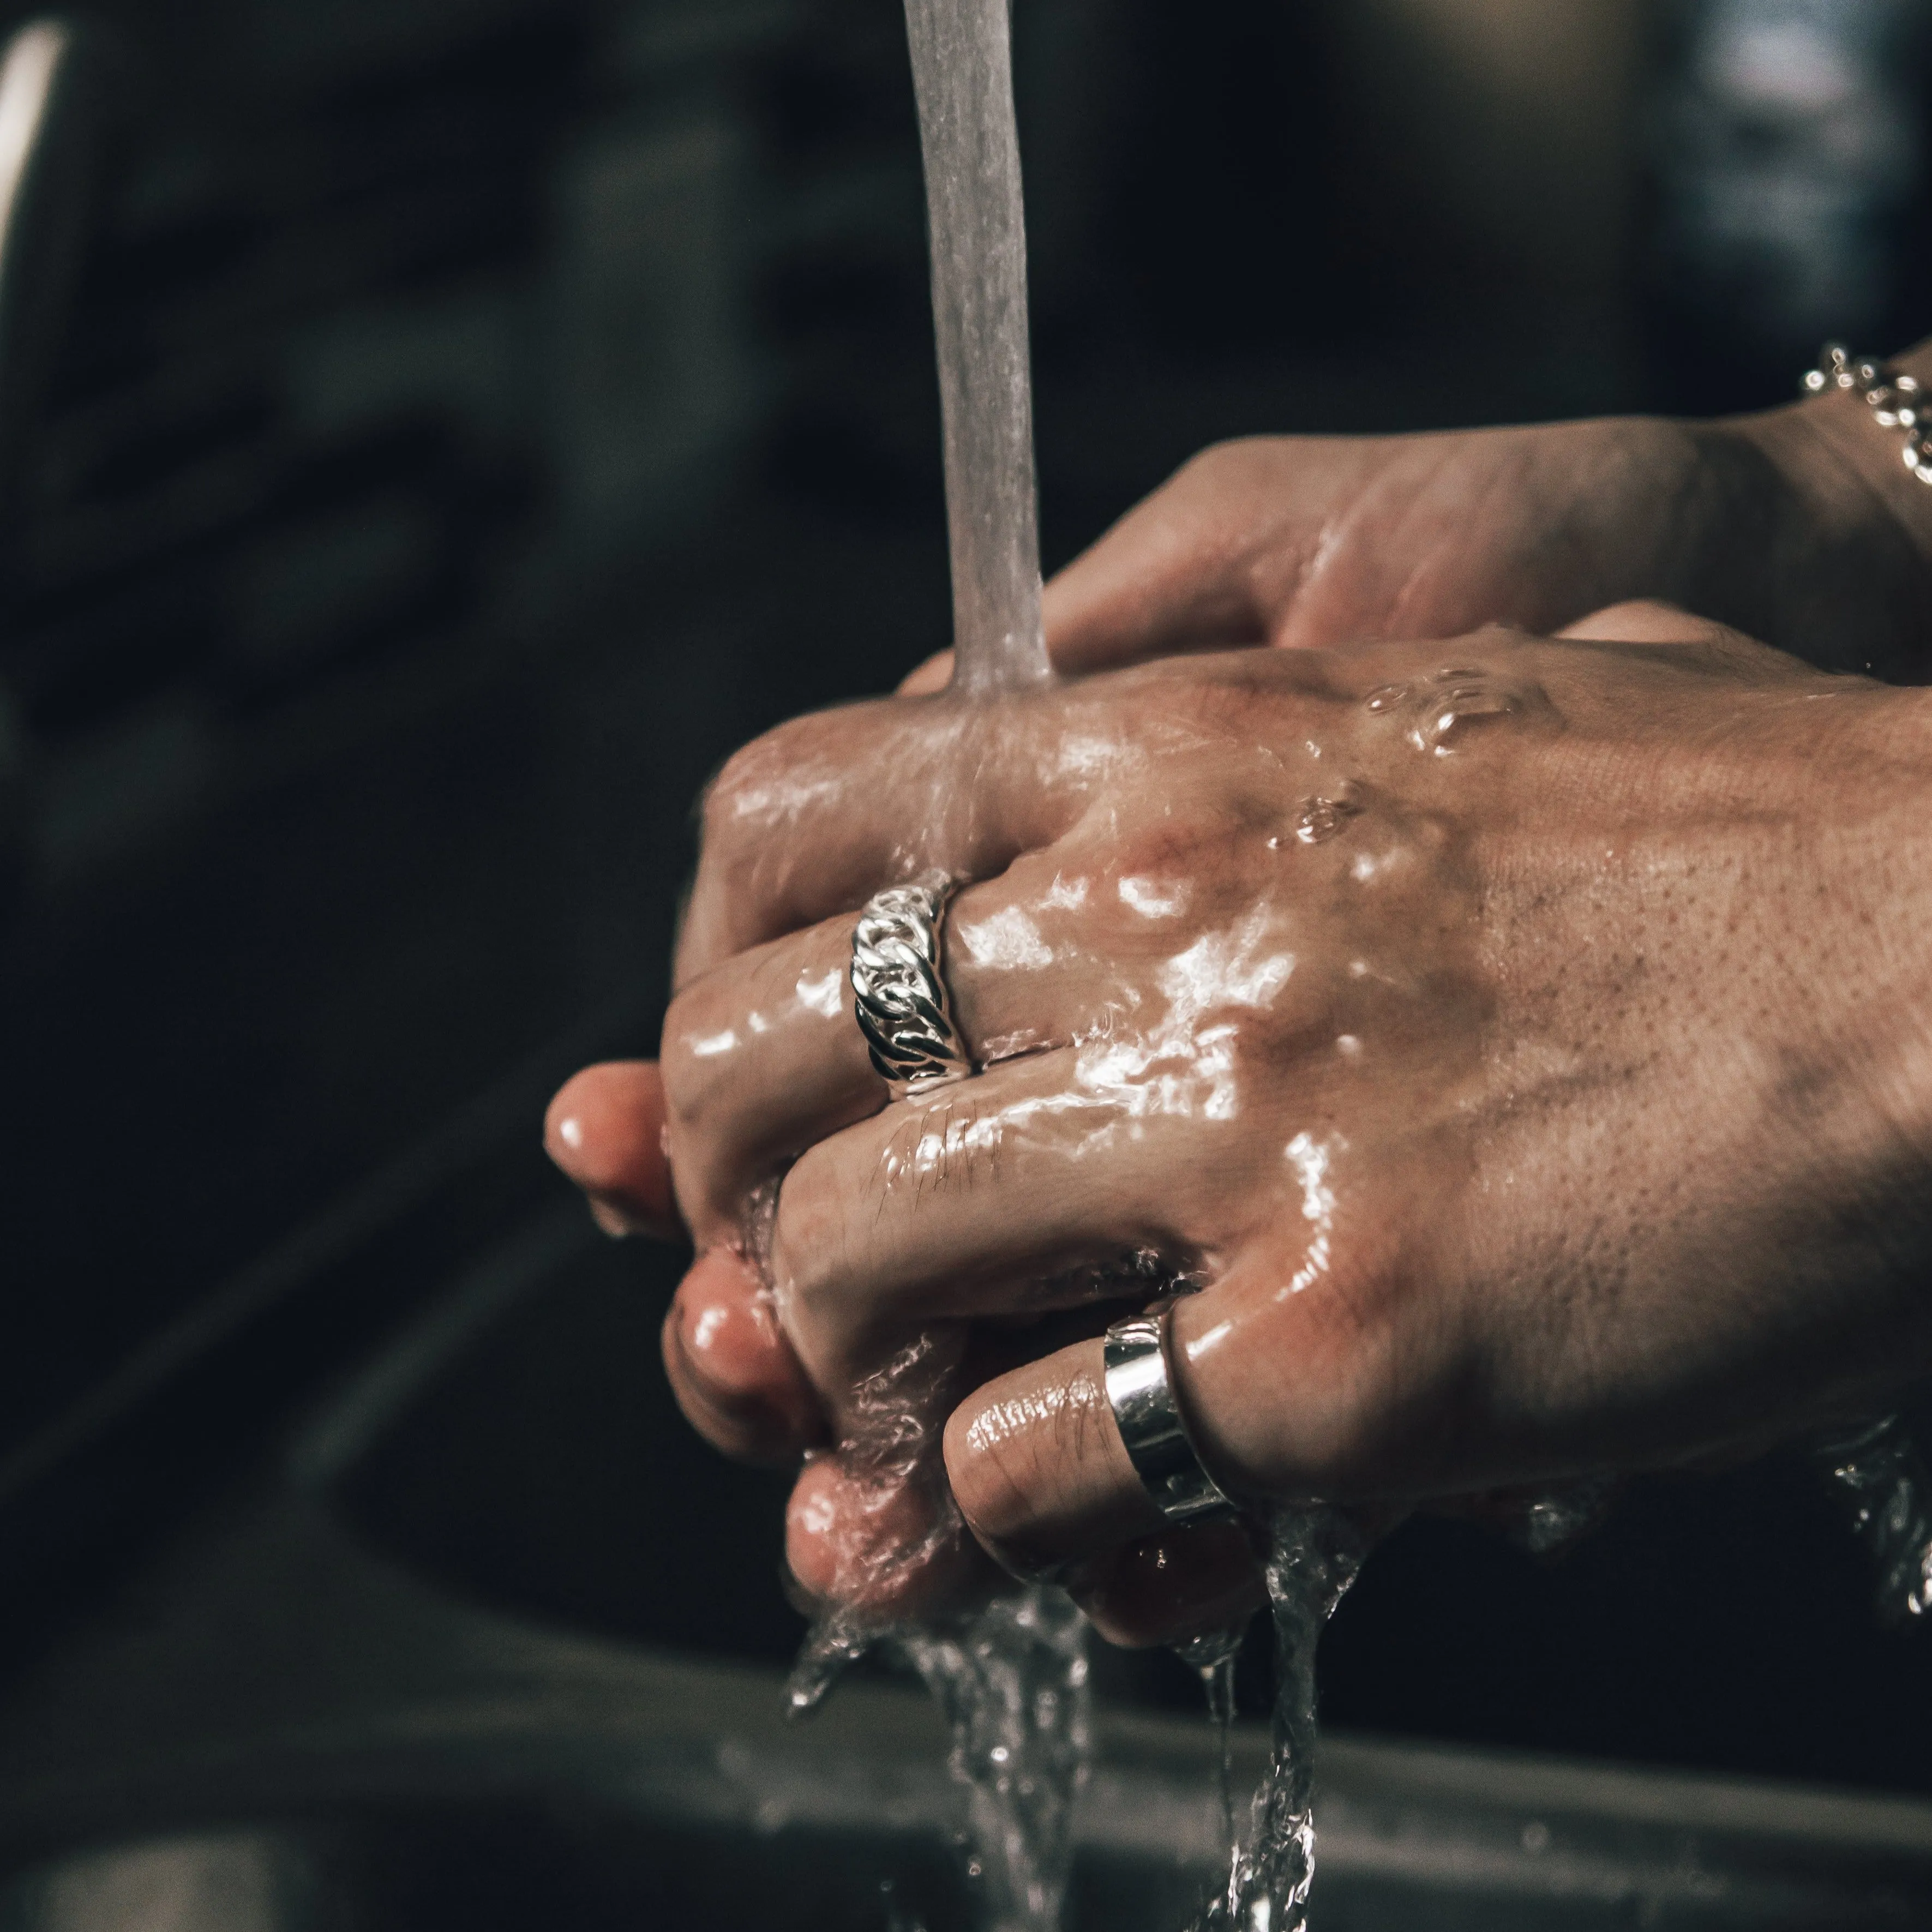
xmin=1 ymin=0 xmax=1931 ymax=1812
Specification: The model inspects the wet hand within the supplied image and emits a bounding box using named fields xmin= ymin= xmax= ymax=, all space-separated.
xmin=912 ymin=387 xmax=1932 ymax=693
xmin=631 ymin=608 xmax=1932 ymax=1639
xmin=548 ymin=331 xmax=1932 ymax=1265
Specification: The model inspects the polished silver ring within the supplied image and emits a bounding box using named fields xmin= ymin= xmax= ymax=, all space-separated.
xmin=850 ymin=878 xmax=975 ymax=1099
xmin=1104 ymin=1307 xmax=1239 ymax=1526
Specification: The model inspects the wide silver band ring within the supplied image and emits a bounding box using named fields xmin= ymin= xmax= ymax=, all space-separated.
xmin=1104 ymin=1307 xmax=1239 ymax=1526
xmin=850 ymin=878 xmax=975 ymax=1099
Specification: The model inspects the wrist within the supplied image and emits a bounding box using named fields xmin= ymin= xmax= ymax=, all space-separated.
xmin=1831 ymin=683 xmax=1932 ymax=1291
xmin=1729 ymin=339 xmax=1932 ymax=668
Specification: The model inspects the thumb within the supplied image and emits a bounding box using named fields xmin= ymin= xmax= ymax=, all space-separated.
xmin=916 ymin=438 xmax=1381 ymax=683
xmin=1042 ymin=448 xmax=1280 ymax=675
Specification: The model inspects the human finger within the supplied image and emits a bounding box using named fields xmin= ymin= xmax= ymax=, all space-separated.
xmin=940 ymin=1335 xmax=1166 ymax=1578
xmin=544 ymin=1061 xmax=682 ymax=1241
xmin=1042 ymin=443 xmax=1289 ymax=671
xmin=768 ymin=1051 xmax=1229 ymax=1405
xmin=676 ymin=687 xmax=1078 ymax=987
xmin=904 ymin=440 xmax=1296 ymax=694
xmin=1068 ymin=1522 xmax=1267 ymax=1649
xmin=939 ymin=1256 xmax=1391 ymax=1587
xmin=678 ymin=639 xmax=1363 ymax=990
xmin=784 ymin=1451 xmax=997 ymax=1624
xmin=661 ymin=915 xmax=883 ymax=1248
xmin=662 ymin=853 xmax=1135 ymax=1246
xmin=1042 ymin=438 xmax=1425 ymax=672
xmin=898 ymin=650 xmax=954 ymax=695
xmin=661 ymin=1248 xmax=826 ymax=1465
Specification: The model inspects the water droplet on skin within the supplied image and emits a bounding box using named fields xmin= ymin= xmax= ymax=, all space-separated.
xmin=1432 ymin=667 xmax=1481 ymax=682
xmin=1294 ymin=779 xmax=1365 ymax=845
xmin=1364 ymin=683 xmax=1409 ymax=714
xmin=1406 ymin=682 xmax=1519 ymax=754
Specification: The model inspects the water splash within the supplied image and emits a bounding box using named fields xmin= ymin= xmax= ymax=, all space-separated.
xmin=1293 ymin=783 xmax=1364 ymax=847
xmin=789 ymin=1586 xmax=1090 ymax=1932
xmin=1812 ymin=1413 xmax=1932 ymax=1625
xmin=1200 ymin=1508 xmax=1365 ymax=1932
xmin=898 ymin=1587 xmax=1091 ymax=1932
xmin=902 ymin=0 xmax=1050 ymax=696
xmin=1507 ymin=1477 xmax=1618 ymax=1558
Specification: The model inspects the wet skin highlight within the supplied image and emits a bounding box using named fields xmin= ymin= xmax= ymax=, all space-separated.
xmin=538 ymin=354 xmax=1932 ymax=1645
xmin=613 ymin=617 xmax=1932 ymax=1636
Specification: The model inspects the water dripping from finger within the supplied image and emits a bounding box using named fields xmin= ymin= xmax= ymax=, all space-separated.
xmin=1196 ymin=1507 xmax=1365 ymax=1932
xmin=1173 ymin=1622 xmax=1247 ymax=1874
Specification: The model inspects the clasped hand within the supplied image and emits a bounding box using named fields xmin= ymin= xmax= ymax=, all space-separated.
xmin=551 ymin=602 xmax=1932 ymax=1646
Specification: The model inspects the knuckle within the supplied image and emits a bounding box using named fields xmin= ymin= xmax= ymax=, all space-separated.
xmin=1176 ymin=438 xmax=1240 ymax=491
xmin=658 ymin=983 xmax=731 ymax=1134
xmin=699 ymin=720 xmax=814 ymax=865
xmin=870 ymin=1093 xmax=1006 ymax=1227
xmin=770 ymin=1148 xmax=851 ymax=1308
xmin=1174 ymin=435 xmax=1268 ymax=501
xmin=697 ymin=742 xmax=764 ymax=861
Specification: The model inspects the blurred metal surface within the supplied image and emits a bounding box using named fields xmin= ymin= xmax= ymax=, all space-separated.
xmin=0 ymin=1484 xmax=1927 ymax=1930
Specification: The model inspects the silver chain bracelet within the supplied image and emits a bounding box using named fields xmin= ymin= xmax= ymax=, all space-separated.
xmin=1803 ymin=343 xmax=1932 ymax=485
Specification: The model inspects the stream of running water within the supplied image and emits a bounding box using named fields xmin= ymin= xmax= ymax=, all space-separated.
xmin=781 ymin=6 xmax=1071 ymax=1927
xmin=1195 ymin=1511 xmax=1365 ymax=1932
xmin=901 ymin=0 xmax=1049 ymax=696
xmin=782 ymin=10 xmax=1369 ymax=1932
xmin=789 ymin=1581 xmax=1090 ymax=1932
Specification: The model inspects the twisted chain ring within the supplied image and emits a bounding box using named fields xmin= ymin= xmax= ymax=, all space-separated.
xmin=850 ymin=878 xmax=975 ymax=1099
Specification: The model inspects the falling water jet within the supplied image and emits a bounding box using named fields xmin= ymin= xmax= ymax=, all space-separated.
xmin=902 ymin=0 xmax=1050 ymax=697
xmin=1812 ymin=1413 xmax=1932 ymax=1623
xmin=1201 ymin=1509 xmax=1365 ymax=1932
xmin=784 ymin=5 xmax=1074 ymax=1927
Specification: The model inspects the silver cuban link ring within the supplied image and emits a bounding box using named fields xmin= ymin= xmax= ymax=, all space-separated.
xmin=850 ymin=878 xmax=976 ymax=1099
xmin=1104 ymin=1305 xmax=1239 ymax=1526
